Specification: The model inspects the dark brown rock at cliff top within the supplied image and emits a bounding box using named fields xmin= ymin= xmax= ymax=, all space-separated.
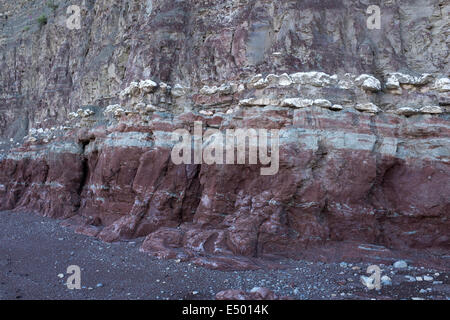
xmin=0 ymin=0 xmax=449 ymax=270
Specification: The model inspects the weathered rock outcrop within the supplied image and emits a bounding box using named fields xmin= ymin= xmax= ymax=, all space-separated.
xmin=216 ymin=287 xmax=291 ymax=300
xmin=0 ymin=0 xmax=449 ymax=269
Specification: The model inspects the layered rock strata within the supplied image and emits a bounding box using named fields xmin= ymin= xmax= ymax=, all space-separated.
xmin=0 ymin=0 xmax=449 ymax=269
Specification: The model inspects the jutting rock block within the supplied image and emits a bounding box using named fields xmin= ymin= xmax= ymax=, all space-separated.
xmin=0 ymin=0 xmax=449 ymax=270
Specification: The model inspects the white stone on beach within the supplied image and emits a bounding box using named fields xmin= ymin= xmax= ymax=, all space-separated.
xmin=394 ymin=260 xmax=407 ymax=269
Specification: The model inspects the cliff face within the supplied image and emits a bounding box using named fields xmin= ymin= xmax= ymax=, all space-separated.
xmin=0 ymin=0 xmax=449 ymax=269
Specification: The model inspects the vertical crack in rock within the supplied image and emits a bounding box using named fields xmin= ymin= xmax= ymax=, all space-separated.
xmin=77 ymin=141 xmax=90 ymax=198
xmin=179 ymin=164 xmax=202 ymax=224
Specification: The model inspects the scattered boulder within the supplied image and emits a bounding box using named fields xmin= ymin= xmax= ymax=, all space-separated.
xmin=381 ymin=275 xmax=392 ymax=286
xmin=394 ymin=260 xmax=408 ymax=269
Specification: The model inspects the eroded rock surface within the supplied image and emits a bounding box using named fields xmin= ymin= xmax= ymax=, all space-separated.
xmin=0 ymin=0 xmax=449 ymax=270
